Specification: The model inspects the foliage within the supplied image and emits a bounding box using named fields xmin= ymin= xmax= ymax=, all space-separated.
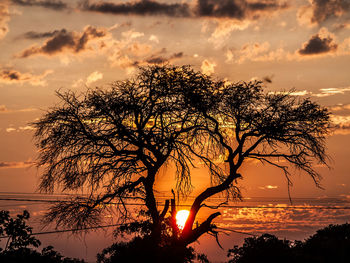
xmin=227 ymin=223 xmax=350 ymax=263
xmin=227 ymin=234 xmax=295 ymax=263
xmin=296 ymin=223 xmax=350 ymax=263
xmin=98 ymin=211 xmax=209 ymax=263
xmin=0 ymin=210 xmax=85 ymax=263
xmin=33 ymin=65 xmax=331 ymax=257
xmin=0 ymin=210 xmax=41 ymax=251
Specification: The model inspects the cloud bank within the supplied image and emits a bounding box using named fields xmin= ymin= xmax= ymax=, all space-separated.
xmin=81 ymin=0 xmax=288 ymax=19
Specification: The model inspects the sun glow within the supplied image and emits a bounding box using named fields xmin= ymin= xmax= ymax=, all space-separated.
xmin=176 ymin=210 xmax=190 ymax=230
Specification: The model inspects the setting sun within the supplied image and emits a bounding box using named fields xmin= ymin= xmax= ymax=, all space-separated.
xmin=176 ymin=210 xmax=190 ymax=230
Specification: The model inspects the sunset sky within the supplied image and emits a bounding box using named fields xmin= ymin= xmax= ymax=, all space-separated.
xmin=1 ymin=0 xmax=350 ymax=261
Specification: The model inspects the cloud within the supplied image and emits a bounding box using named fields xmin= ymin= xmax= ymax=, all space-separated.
xmin=108 ymin=29 xmax=183 ymax=71
xmin=79 ymin=0 xmax=191 ymax=17
xmin=314 ymin=87 xmax=350 ymax=97
xmin=201 ymin=59 xmax=216 ymax=75
xmin=298 ymin=31 xmax=338 ymax=55
xmin=5 ymin=125 xmax=35 ymax=132
xmin=149 ymin=34 xmax=159 ymax=43
xmin=329 ymin=103 xmax=350 ymax=112
xmin=0 ymin=161 xmax=34 ymax=169
xmin=258 ymin=185 xmax=278 ymax=190
xmin=11 ymin=0 xmax=68 ymax=11
xmin=86 ymin=71 xmax=103 ymax=85
xmin=226 ymin=41 xmax=288 ymax=63
xmin=80 ymin=0 xmax=288 ymax=19
xmin=17 ymin=26 xmax=108 ymax=58
xmin=0 ymin=1 xmax=10 ymax=40
xmin=290 ymin=90 xmax=310 ymax=96
xmin=0 ymin=106 xmax=37 ymax=114
xmin=22 ymin=29 xmax=65 ymax=39
xmin=196 ymin=0 xmax=288 ymax=19
xmin=330 ymin=114 xmax=350 ymax=135
xmin=298 ymin=0 xmax=350 ymax=26
xmin=208 ymin=19 xmax=251 ymax=48
xmin=219 ymin=200 xmax=350 ymax=234
xmin=262 ymin=75 xmax=273 ymax=83
xmin=0 ymin=68 xmax=52 ymax=86
xmin=145 ymin=52 xmax=183 ymax=64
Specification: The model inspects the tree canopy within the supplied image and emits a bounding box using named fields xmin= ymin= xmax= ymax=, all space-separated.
xmin=33 ymin=65 xmax=331 ymax=259
xmin=227 ymin=223 xmax=350 ymax=263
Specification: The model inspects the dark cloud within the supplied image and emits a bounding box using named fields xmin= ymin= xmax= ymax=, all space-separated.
xmin=80 ymin=0 xmax=288 ymax=19
xmin=298 ymin=34 xmax=338 ymax=55
xmin=79 ymin=0 xmax=191 ymax=17
xmin=0 ymin=69 xmax=21 ymax=80
xmin=23 ymin=29 xmax=65 ymax=39
xmin=263 ymin=75 xmax=273 ymax=83
xmin=145 ymin=52 xmax=183 ymax=64
xmin=11 ymin=0 xmax=68 ymax=10
xmin=18 ymin=26 xmax=107 ymax=57
xmin=196 ymin=0 xmax=245 ymax=18
xmin=0 ymin=68 xmax=52 ymax=85
xmin=196 ymin=0 xmax=287 ymax=18
xmin=310 ymin=0 xmax=350 ymax=24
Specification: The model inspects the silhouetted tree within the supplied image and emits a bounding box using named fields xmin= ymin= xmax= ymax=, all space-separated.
xmin=0 ymin=210 xmax=84 ymax=263
xmin=33 ymin=65 xmax=331 ymax=260
xmin=227 ymin=233 xmax=295 ymax=263
xmin=97 ymin=209 xmax=209 ymax=263
xmin=0 ymin=210 xmax=40 ymax=252
xmin=296 ymin=223 xmax=350 ymax=263
xmin=227 ymin=223 xmax=350 ymax=263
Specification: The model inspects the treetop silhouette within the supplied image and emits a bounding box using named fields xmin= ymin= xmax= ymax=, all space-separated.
xmin=33 ymin=65 xmax=331 ymax=253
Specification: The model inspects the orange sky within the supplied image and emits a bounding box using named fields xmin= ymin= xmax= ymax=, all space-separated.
xmin=1 ymin=0 xmax=350 ymax=261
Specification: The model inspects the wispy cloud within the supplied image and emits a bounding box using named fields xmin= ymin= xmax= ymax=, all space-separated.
xmin=315 ymin=87 xmax=350 ymax=97
xmin=0 ymin=1 xmax=10 ymax=40
xmin=22 ymin=29 xmax=66 ymax=39
xmin=86 ymin=71 xmax=103 ymax=85
xmin=0 ymin=160 xmax=34 ymax=169
xmin=5 ymin=125 xmax=35 ymax=132
xmin=11 ymin=0 xmax=68 ymax=11
xmin=0 ymin=105 xmax=37 ymax=113
xmin=0 ymin=68 xmax=52 ymax=86
xmin=259 ymin=185 xmax=279 ymax=190
xmin=298 ymin=0 xmax=350 ymax=27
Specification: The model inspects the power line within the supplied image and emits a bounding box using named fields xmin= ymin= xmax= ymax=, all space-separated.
xmin=0 ymin=223 xmax=122 ymax=239
xmin=1 ymin=198 xmax=350 ymax=210
xmin=216 ymin=227 xmax=258 ymax=237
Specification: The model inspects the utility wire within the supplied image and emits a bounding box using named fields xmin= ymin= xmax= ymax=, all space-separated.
xmin=0 ymin=223 xmax=122 ymax=239
xmin=216 ymin=227 xmax=258 ymax=237
xmin=1 ymin=198 xmax=350 ymax=210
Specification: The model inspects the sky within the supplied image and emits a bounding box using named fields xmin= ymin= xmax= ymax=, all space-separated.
xmin=1 ymin=0 xmax=350 ymax=261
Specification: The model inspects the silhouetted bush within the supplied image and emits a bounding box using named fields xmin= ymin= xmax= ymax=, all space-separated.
xmin=227 ymin=223 xmax=350 ymax=263
xmin=0 ymin=210 xmax=85 ymax=263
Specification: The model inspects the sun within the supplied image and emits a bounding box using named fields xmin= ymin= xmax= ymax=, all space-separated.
xmin=175 ymin=209 xmax=190 ymax=230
